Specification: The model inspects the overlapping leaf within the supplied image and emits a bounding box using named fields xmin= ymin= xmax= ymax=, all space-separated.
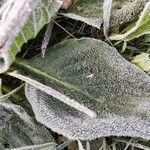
xmin=110 ymin=2 xmax=150 ymax=41
xmin=0 ymin=80 xmax=56 ymax=149
xmin=9 ymin=0 xmax=62 ymax=62
xmin=132 ymin=53 xmax=150 ymax=72
xmin=0 ymin=102 xmax=57 ymax=149
xmin=61 ymin=0 xmax=149 ymax=28
xmin=0 ymin=0 xmax=62 ymax=73
xmin=0 ymin=0 xmax=36 ymax=73
xmin=11 ymin=38 xmax=150 ymax=140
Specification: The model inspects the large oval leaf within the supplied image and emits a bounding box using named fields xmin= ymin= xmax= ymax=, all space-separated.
xmin=11 ymin=38 xmax=150 ymax=140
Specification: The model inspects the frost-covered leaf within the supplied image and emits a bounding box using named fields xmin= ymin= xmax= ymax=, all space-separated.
xmin=9 ymin=71 xmax=97 ymax=118
xmin=0 ymin=0 xmax=36 ymax=73
xmin=0 ymin=0 xmax=62 ymax=73
xmin=110 ymin=2 xmax=150 ymax=41
xmin=0 ymin=102 xmax=56 ymax=149
xmin=132 ymin=53 xmax=150 ymax=72
xmin=11 ymin=142 xmax=57 ymax=150
xmin=11 ymin=38 xmax=150 ymax=140
xmin=61 ymin=0 xmax=148 ymax=29
xmin=0 ymin=80 xmax=56 ymax=149
xmin=10 ymin=0 xmax=62 ymax=61
xmin=103 ymin=0 xmax=113 ymax=37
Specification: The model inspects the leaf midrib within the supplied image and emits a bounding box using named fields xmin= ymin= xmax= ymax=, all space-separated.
xmin=13 ymin=58 xmax=101 ymax=104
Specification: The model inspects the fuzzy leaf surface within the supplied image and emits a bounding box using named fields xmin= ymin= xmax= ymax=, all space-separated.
xmin=12 ymin=38 xmax=150 ymax=140
xmin=132 ymin=53 xmax=150 ymax=72
xmin=110 ymin=2 xmax=150 ymax=41
xmin=61 ymin=0 xmax=149 ymax=28
xmin=9 ymin=0 xmax=62 ymax=68
xmin=0 ymin=80 xmax=56 ymax=149
xmin=0 ymin=0 xmax=62 ymax=73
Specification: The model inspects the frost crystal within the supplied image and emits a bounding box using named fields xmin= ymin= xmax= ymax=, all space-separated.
xmin=22 ymin=38 xmax=150 ymax=140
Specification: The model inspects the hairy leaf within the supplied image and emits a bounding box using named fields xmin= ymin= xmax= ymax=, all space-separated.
xmin=0 ymin=84 xmax=24 ymax=102
xmin=103 ymin=0 xmax=113 ymax=37
xmin=11 ymin=142 xmax=57 ymax=150
xmin=61 ymin=0 xmax=148 ymax=28
xmin=110 ymin=2 xmax=150 ymax=41
xmin=132 ymin=53 xmax=150 ymax=72
xmin=9 ymin=71 xmax=97 ymax=118
xmin=0 ymin=80 xmax=56 ymax=149
xmin=0 ymin=103 xmax=56 ymax=149
xmin=0 ymin=0 xmax=37 ymax=73
xmin=12 ymin=38 xmax=150 ymax=140
xmin=0 ymin=0 xmax=62 ymax=73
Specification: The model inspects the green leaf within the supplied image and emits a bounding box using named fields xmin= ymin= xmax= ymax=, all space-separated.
xmin=61 ymin=0 xmax=148 ymax=28
xmin=109 ymin=2 xmax=150 ymax=41
xmin=11 ymin=38 xmax=150 ymax=140
xmin=0 ymin=84 xmax=24 ymax=102
xmin=0 ymin=0 xmax=62 ymax=73
xmin=0 ymin=102 xmax=56 ymax=149
xmin=132 ymin=53 xmax=150 ymax=72
xmin=0 ymin=78 xmax=56 ymax=149
xmin=103 ymin=0 xmax=113 ymax=37
xmin=9 ymin=0 xmax=61 ymax=68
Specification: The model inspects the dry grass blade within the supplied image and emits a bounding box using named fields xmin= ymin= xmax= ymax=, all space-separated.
xmin=86 ymin=141 xmax=90 ymax=150
xmin=56 ymin=140 xmax=72 ymax=150
xmin=78 ymin=140 xmax=85 ymax=150
xmin=41 ymin=17 xmax=55 ymax=57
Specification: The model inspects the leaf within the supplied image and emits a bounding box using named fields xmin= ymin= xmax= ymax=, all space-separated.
xmin=0 ymin=84 xmax=24 ymax=102
xmin=0 ymin=0 xmax=36 ymax=73
xmin=11 ymin=38 xmax=150 ymax=140
xmin=9 ymin=71 xmax=97 ymax=118
xmin=11 ymin=142 xmax=57 ymax=150
xmin=0 ymin=79 xmax=56 ymax=149
xmin=109 ymin=2 xmax=150 ymax=41
xmin=10 ymin=0 xmax=62 ymax=61
xmin=61 ymin=0 xmax=148 ymax=28
xmin=0 ymin=102 xmax=56 ymax=149
xmin=103 ymin=0 xmax=113 ymax=37
xmin=0 ymin=0 xmax=62 ymax=73
xmin=132 ymin=53 xmax=150 ymax=72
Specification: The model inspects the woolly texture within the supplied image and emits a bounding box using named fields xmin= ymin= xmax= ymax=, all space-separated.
xmin=0 ymin=103 xmax=55 ymax=149
xmin=110 ymin=1 xmax=150 ymax=41
xmin=0 ymin=0 xmax=62 ymax=73
xmin=18 ymin=38 xmax=150 ymax=140
xmin=62 ymin=0 xmax=149 ymax=28
xmin=0 ymin=78 xmax=56 ymax=149
xmin=103 ymin=0 xmax=113 ymax=36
